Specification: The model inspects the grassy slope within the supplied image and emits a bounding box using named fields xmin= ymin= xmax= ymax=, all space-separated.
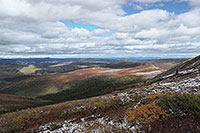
xmin=38 ymin=75 xmax=143 ymax=103
xmin=0 ymin=75 xmax=54 ymax=97
xmin=0 ymin=94 xmax=49 ymax=114
xmin=19 ymin=65 xmax=41 ymax=74
xmin=0 ymin=55 xmax=199 ymax=132
xmin=0 ymin=65 xmax=161 ymax=100
xmin=0 ymin=89 xmax=143 ymax=132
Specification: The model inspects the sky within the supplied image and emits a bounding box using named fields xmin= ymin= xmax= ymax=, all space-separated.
xmin=0 ymin=0 xmax=200 ymax=58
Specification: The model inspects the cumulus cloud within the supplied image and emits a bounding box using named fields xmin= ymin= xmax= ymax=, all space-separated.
xmin=93 ymin=29 xmax=111 ymax=36
xmin=0 ymin=0 xmax=199 ymax=58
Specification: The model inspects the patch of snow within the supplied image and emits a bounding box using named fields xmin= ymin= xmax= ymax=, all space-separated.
xmin=179 ymin=68 xmax=199 ymax=74
xmin=38 ymin=116 xmax=136 ymax=132
xmin=145 ymin=74 xmax=200 ymax=94
xmin=163 ymin=73 xmax=174 ymax=78
xmin=117 ymin=92 xmax=132 ymax=102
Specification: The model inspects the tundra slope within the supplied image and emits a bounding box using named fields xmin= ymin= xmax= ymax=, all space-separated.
xmin=0 ymin=55 xmax=199 ymax=132
xmin=0 ymin=65 xmax=165 ymax=102
xmin=0 ymin=94 xmax=48 ymax=114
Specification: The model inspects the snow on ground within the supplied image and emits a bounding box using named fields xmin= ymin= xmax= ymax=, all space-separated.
xmin=179 ymin=68 xmax=199 ymax=74
xmin=144 ymin=68 xmax=200 ymax=94
xmin=117 ymin=92 xmax=132 ymax=102
xmin=39 ymin=116 xmax=135 ymax=133
xmin=38 ymin=68 xmax=199 ymax=133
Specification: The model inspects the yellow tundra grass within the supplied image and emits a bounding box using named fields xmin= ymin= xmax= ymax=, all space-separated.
xmin=19 ymin=65 xmax=41 ymax=74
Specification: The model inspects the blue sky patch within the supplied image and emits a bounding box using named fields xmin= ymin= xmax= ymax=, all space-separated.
xmin=61 ymin=21 xmax=99 ymax=31
xmin=123 ymin=1 xmax=191 ymax=15
xmin=158 ymin=1 xmax=191 ymax=14
xmin=123 ymin=4 xmax=141 ymax=15
xmin=94 ymin=35 xmax=112 ymax=38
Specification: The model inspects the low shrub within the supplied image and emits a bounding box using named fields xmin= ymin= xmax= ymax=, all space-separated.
xmin=94 ymin=97 xmax=120 ymax=110
xmin=145 ymin=93 xmax=173 ymax=100
xmin=125 ymin=103 xmax=169 ymax=124
xmin=157 ymin=93 xmax=200 ymax=115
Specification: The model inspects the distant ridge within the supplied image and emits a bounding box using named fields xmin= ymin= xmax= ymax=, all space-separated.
xmin=150 ymin=55 xmax=200 ymax=83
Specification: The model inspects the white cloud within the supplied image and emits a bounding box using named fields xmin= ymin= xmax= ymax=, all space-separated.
xmin=0 ymin=0 xmax=199 ymax=58
xmin=176 ymin=8 xmax=200 ymax=27
xmin=93 ymin=29 xmax=111 ymax=36
xmin=0 ymin=0 xmax=31 ymax=17
xmin=123 ymin=9 xmax=171 ymax=30
xmin=71 ymin=28 xmax=91 ymax=37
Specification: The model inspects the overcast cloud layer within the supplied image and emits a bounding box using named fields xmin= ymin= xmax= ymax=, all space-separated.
xmin=0 ymin=0 xmax=200 ymax=58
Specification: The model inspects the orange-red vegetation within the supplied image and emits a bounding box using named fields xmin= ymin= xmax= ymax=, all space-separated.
xmin=125 ymin=103 xmax=169 ymax=124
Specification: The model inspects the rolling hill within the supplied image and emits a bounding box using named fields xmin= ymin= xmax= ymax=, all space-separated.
xmin=0 ymin=55 xmax=199 ymax=132
xmin=0 ymin=94 xmax=49 ymax=114
xmin=0 ymin=64 xmax=165 ymax=103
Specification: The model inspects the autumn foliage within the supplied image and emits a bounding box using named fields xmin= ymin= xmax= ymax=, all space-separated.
xmin=126 ymin=93 xmax=200 ymax=132
xmin=125 ymin=103 xmax=169 ymax=124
